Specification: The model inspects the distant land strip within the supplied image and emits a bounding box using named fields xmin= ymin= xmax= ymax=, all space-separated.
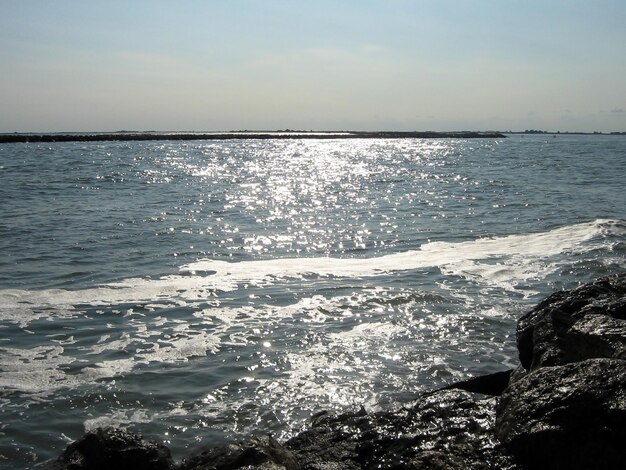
xmin=0 ymin=131 xmax=505 ymax=144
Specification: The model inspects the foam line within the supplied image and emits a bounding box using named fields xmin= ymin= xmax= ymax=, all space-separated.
xmin=0 ymin=219 xmax=620 ymax=312
xmin=185 ymin=218 xmax=616 ymax=276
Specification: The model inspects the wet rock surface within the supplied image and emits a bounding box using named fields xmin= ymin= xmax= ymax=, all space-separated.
xmin=51 ymin=427 xmax=174 ymax=470
xmin=517 ymin=274 xmax=626 ymax=370
xmin=281 ymin=390 xmax=514 ymax=470
xmin=496 ymin=273 xmax=626 ymax=469
xmin=51 ymin=274 xmax=626 ymax=469
xmin=496 ymin=358 xmax=626 ymax=470
xmin=175 ymin=390 xmax=514 ymax=469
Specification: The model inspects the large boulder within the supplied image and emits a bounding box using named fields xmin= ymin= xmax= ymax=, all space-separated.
xmin=495 ymin=358 xmax=626 ymax=469
xmin=517 ymin=274 xmax=626 ymax=371
xmin=51 ymin=427 xmax=174 ymax=470
xmin=497 ymin=273 xmax=626 ymax=469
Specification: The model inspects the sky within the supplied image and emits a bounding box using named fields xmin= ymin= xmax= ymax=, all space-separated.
xmin=1 ymin=0 xmax=625 ymax=133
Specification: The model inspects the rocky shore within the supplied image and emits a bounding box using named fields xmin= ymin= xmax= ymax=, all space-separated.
xmin=0 ymin=131 xmax=505 ymax=144
xmin=50 ymin=274 xmax=626 ymax=469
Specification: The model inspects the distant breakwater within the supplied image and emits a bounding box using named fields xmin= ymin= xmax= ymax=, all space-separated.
xmin=0 ymin=131 xmax=505 ymax=144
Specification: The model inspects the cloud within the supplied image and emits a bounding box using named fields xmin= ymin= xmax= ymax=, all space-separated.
xmin=610 ymin=108 xmax=624 ymax=113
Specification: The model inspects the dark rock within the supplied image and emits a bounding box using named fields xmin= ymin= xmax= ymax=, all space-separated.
xmin=51 ymin=427 xmax=174 ymax=470
xmin=180 ymin=435 xmax=299 ymax=470
xmin=285 ymin=390 xmax=516 ymax=469
xmin=517 ymin=273 xmax=626 ymax=371
xmin=495 ymin=358 xmax=626 ymax=469
xmin=180 ymin=392 xmax=514 ymax=470
xmin=499 ymin=274 xmax=626 ymax=468
xmin=507 ymin=365 xmax=527 ymax=384
xmin=440 ymin=369 xmax=513 ymax=396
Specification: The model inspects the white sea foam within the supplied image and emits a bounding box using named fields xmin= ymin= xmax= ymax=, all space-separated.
xmin=0 ymin=345 xmax=75 ymax=394
xmin=134 ymin=330 xmax=220 ymax=364
xmin=2 ymin=213 xmax=607 ymax=427
xmin=83 ymin=409 xmax=153 ymax=433
xmin=182 ymin=219 xmax=618 ymax=293
xmin=0 ymin=329 xmax=221 ymax=394
xmin=0 ymin=219 xmax=618 ymax=317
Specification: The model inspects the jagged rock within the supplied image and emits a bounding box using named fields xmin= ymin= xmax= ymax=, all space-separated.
xmin=180 ymin=435 xmax=299 ymax=470
xmin=495 ymin=358 xmax=626 ymax=469
xmin=499 ymin=274 xmax=626 ymax=468
xmin=179 ymin=391 xmax=517 ymax=470
xmin=285 ymin=390 xmax=515 ymax=469
xmin=51 ymin=427 xmax=174 ymax=470
xmin=517 ymin=273 xmax=626 ymax=371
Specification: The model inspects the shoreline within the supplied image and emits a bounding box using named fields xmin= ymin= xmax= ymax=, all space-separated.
xmin=50 ymin=274 xmax=626 ymax=469
xmin=0 ymin=131 xmax=505 ymax=144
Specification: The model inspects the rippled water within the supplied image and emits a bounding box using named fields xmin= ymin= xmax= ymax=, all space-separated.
xmin=1 ymin=135 xmax=625 ymax=466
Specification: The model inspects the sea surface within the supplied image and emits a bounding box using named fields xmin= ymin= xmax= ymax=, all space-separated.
xmin=1 ymin=135 xmax=625 ymax=466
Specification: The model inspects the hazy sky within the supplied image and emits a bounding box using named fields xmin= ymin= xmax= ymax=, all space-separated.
xmin=1 ymin=0 xmax=625 ymax=132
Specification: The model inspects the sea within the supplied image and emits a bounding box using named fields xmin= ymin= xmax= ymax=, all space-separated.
xmin=1 ymin=134 xmax=625 ymax=467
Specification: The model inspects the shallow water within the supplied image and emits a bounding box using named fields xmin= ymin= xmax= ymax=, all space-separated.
xmin=0 ymin=135 xmax=625 ymax=466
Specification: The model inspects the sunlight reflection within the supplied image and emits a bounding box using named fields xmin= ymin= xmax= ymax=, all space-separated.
xmin=143 ymin=138 xmax=468 ymax=257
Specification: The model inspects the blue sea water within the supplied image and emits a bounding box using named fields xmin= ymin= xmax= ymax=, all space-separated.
xmin=0 ymin=135 xmax=625 ymax=466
